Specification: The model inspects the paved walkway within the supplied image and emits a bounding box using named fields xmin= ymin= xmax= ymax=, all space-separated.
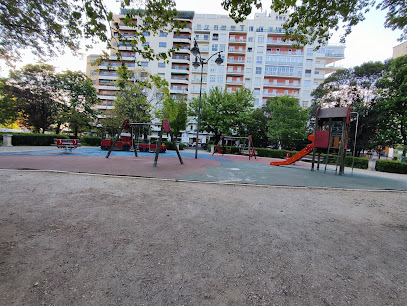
xmin=0 ymin=146 xmax=406 ymax=190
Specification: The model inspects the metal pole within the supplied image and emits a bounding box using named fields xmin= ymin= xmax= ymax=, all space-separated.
xmin=351 ymin=112 xmax=359 ymax=175
xmin=195 ymin=60 xmax=204 ymax=159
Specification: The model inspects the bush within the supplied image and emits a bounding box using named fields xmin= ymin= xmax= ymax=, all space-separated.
xmin=161 ymin=141 xmax=184 ymax=150
xmin=344 ymin=156 xmax=368 ymax=169
xmin=256 ymin=148 xmax=297 ymax=159
xmin=80 ymin=136 xmax=101 ymax=146
xmin=0 ymin=133 xmax=69 ymax=146
xmin=375 ymin=160 xmax=407 ymax=174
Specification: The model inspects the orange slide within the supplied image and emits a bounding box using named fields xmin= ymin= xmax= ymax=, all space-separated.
xmin=270 ymin=135 xmax=314 ymax=166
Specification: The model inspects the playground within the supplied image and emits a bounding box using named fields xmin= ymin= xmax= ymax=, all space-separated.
xmin=0 ymin=145 xmax=406 ymax=190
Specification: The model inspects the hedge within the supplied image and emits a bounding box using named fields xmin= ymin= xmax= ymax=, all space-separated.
xmin=375 ymin=160 xmax=407 ymax=174
xmin=0 ymin=133 xmax=69 ymax=146
xmin=80 ymin=136 xmax=101 ymax=146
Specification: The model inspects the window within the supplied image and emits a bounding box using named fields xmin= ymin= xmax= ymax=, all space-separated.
xmin=221 ymin=25 xmax=226 ymax=30
xmin=218 ymin=66 xmax=224 ymax=73
xmin=156 ymin=93 xmax=164 ymax=99
xmin=158 ymin=62 xmax=165 ymax=68
xmin=307 ymin=49 xmax=313 ymax=56
xmin=159 ymin=31 xmax=167 ymax=37
xmin=217 ymin=76 xmax=223 ymax=83
xmin=246 ymin=58 xmax=252 ymax=63
xmin=305 ymin=69 xmax=312 ymax=77
xmin=231 ymin=25 xmax=236 ymax=31
xmin=249 ymin=26 xmax=254 ymax=31
xmin=142 ymin=42 xmax=149 ymax=47
xmin=142 ymin=31 xmax=149 ymax=36
xmin=254 ymin=77 xmax=261 ymax=85
xmin=238 ymin=56 xmax=243 ymax=62
xmin=197 ymin=24 xmax=201 ymax=30
xmin=268 ymin=27 xmax=274 ymax=32
xmin=204 ymin=34 xmax=209 ymax=40
xmin=140 ymin=62 xmax=148 ymax=67
xmin=248 ymin=37 xmax=253 ymax=42
xmin=306 ymin=59 xmax=313 ymax=66
xmin=256 ymin=56 xmax=262 ymax=64
xmin=257 ymin=46 xmax=264 ymax=53
xmin=159 ymin=42 xmax=167 ymax=48
xmin=212 ymin=34 xmax=219 ymax=40
xmin=214 ymin=25 xmax=219 ymax=30
xmin=257 ymin=27 xmax=264 ymax=32
xmin=247 ymin=47 xmax=253 ymax=52
xmin=212 ymin=44 xmax=218 ymax=51
xmin=256 ymin=67 xmax=262 ymax=74
xmin=210 ymin=75 xmax=216 ymax=82
xmin=254 ymin=89 xmax=260 ymax=95
xmin=258 ymin=36 xmax=264 ymax=43
xmin=158 ymin=73 xmax=165 ymax=78
xmin=304 ymin=80 xmax=311 ymax=87
xmin=220 ymin=44 xmax=226 ymax=52
xmin=240 ymin=25 xmax=245 ymax=31
xmin=302 ymin=101 xmax=309 ymax=107
xmin=210 ymin=67 xmax=216 ymax=72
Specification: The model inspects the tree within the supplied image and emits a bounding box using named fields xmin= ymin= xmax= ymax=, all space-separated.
xmin=222 ymin=0 xmax=407 ymax=46
xmin=311 ymin=61 xmax=388 ymax=155
xmin=267 ymin=96 xmax=308 ymax=149
xmin=189 ymin=87 xmax=254 ymax=145
xmin=376 ymin=54 xmax=407 ymax=155
xmin=237 ymin=107 xmax=269 ymax=147
xmin=0 ymin=78 xmax=18 ymax=126
xmin=5 ymin=64 xmax=62 ymax=133
xmin=55 ymin=71 xmax=100 ymax=137
xmin=1 ymin=0 xmax=181 ymax=66
xmin=156 ymin=95 xmax=188 ymax=138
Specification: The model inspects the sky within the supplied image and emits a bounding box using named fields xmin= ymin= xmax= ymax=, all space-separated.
xmin=0 ymin=0 xmax=404 ymax=77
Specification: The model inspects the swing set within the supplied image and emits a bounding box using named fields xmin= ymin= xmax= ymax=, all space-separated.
xmin=105 ymin=119 xmax=183 ymax=167
xmin=212 ymin=135 xmax=256 ymax=159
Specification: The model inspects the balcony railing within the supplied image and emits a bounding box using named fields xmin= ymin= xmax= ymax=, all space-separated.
xmin=263 ymin=82 xmax=300 ymax=87
xmin=266 ymin=50 xmax=303 ymax=56
xmin=267 ymin=39 xmax=295 ymax=45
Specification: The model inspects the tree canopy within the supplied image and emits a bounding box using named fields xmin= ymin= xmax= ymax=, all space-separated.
xmin=189 ymin=87 xmax=254 ymax=144
xmin=222 ymin=0 xmax=407 ymax=46
xmin=266 ymin=96 xmax=308 ymax=149
xmin=0 ymin=0 xmax=181 ymax=66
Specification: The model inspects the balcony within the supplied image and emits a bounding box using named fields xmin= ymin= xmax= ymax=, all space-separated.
xmin=171 ymin=77 xmax=189 ymax=84
xmin=263 ymin=81 xmax=301 ymax=88
xmin=267 ymin=39 xmax=295 ymax=45
xmin=194 ymin=26 xmax=210 ymax=32
xmin=99 ymin=75 xmax=119 ymax=80
xmin=264 ymin=70 xmax=302 ymax=78
xmin=170 ymin=87 xmax=188 ymax=94
xmin=229 ymin=38 xmax=247 ymax=43
xmin=263 ymin=92 xmax=299 ymax=98
xmin=174 ymin=46 xmax=190 ymax=53
xmin=97 ymin=95 xmax=116 ymax=100
xmin=171 ymin=66 xmax=189 ymax=74
xmin=227 ymin=59 xmax=245 ymax=65
xmin=226 ymin=80 xmax=243 ymax=85
xmin=190 ymin=78 xmax=207 ymax=83
xmin=172 ymin=55 xmax=189 ymax=64
xmin=195 ymin=37 xmax=210 ymax=42
xmin=226 ymin=69 xmax=244 ymax=75
xmin=266 ymin=50 xmax=303 ymax=56
xmin=228 ymin=48 xmax=245 ymax=54
xmin=98 ymin=85 xmax=119 ymax=90
xmin=173 ymin=35 xmax=191 ymax=43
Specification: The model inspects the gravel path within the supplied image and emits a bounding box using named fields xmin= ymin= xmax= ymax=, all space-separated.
xmin=0 ymin=170 xmax=406 ymax=305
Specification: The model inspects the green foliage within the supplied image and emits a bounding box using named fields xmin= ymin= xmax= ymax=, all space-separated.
xmin=0 ymin=78 xmax=18 ymax=126
xmin=5 ymin=64 xmax=61 ymax=133
xmin=155 ymin=93 xmax=188 ymax=137
xmin=113 ymin=82 xmax=152 ymax=124
xmin=80 ymin=136 xmax=102 ymax=146
xmin=222 ymin=1 xmax=407 ymax=46
xmin=1 ymin=0 xmax=182 ymax=67
xmin=238 ymin=107 xmax=269 ymax=147
xmin=0 ymin=133 xmax=68 ymax=146
xmin=375 ymin=159 xmax=407 ymax=174
xmin=267 ymin=96 xmax=308 ymax=149
xmin=376 ymin=54 xmax=407 ymax=154
xmin=161 ymin=141 xmax=184 ymax=150
xmin=189 ymin=87 xmax=254 ymax=144
xmin=311 ymin=61 xmax=389 ymax=155
xmin=256 ymin=148 xmax=298 ymax=159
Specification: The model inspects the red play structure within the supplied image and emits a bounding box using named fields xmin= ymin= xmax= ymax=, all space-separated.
xmin=270 ymin=107 xmax=354 ymax=175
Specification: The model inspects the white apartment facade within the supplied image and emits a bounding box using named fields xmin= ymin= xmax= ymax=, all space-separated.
xmin=87 ymin=9 xmax=345 ymax=144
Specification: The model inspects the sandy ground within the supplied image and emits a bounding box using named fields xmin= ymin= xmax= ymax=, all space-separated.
xmin=0 ymin=169 xmax=406 ymax=305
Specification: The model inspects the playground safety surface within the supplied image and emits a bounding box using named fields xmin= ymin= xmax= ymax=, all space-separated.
xmin=1 ymin=146 xmax=406 ymax=190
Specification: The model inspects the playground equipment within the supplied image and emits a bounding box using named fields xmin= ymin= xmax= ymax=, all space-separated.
xmin=52 ymin=139 xmax=81 ymax=152
xmin=270 ymin=135 xmax=314 ymax=166
xmin=270 ymin=107 xmax=359 ymax=175
xmin=105 ymin=119 xmax=182 ymax=167
xmin=311 ymin=107 xmax=351 ymax=175
xmin=213 ymin=135 xmax=256 ymax=159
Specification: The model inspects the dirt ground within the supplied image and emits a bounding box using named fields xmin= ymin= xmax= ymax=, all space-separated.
xmin=0 ymin=169 xmax=406 ymax=305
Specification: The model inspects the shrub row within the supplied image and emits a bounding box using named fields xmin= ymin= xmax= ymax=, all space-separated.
xmin=80 ymin=136 xmax=101 ymax=146
xmin=0 ymin=133 xmax=69 ymax=146
xmin=161 ymin=141 xmax=184 ymax=151
xmin=375 ymin=159 xmax=407 ymax=174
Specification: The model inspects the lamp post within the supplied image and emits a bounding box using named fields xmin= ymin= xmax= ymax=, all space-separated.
xmin=190 ymin=38 xmax=223 ymax=159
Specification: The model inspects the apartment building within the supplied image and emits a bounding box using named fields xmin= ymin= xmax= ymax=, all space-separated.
xmin=87 ymin=9 xmax=345 ymax=143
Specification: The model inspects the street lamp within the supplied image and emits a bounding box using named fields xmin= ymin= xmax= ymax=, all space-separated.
xmin=190 ymin=38 xmax=223 ymax=159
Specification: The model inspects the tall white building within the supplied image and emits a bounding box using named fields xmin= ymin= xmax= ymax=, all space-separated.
xmin=87 ymin=9 xmax=345 ymax=143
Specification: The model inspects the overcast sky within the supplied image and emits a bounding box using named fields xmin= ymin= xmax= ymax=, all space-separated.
xmin=0 ymin=0 xmax=403 ymax=77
